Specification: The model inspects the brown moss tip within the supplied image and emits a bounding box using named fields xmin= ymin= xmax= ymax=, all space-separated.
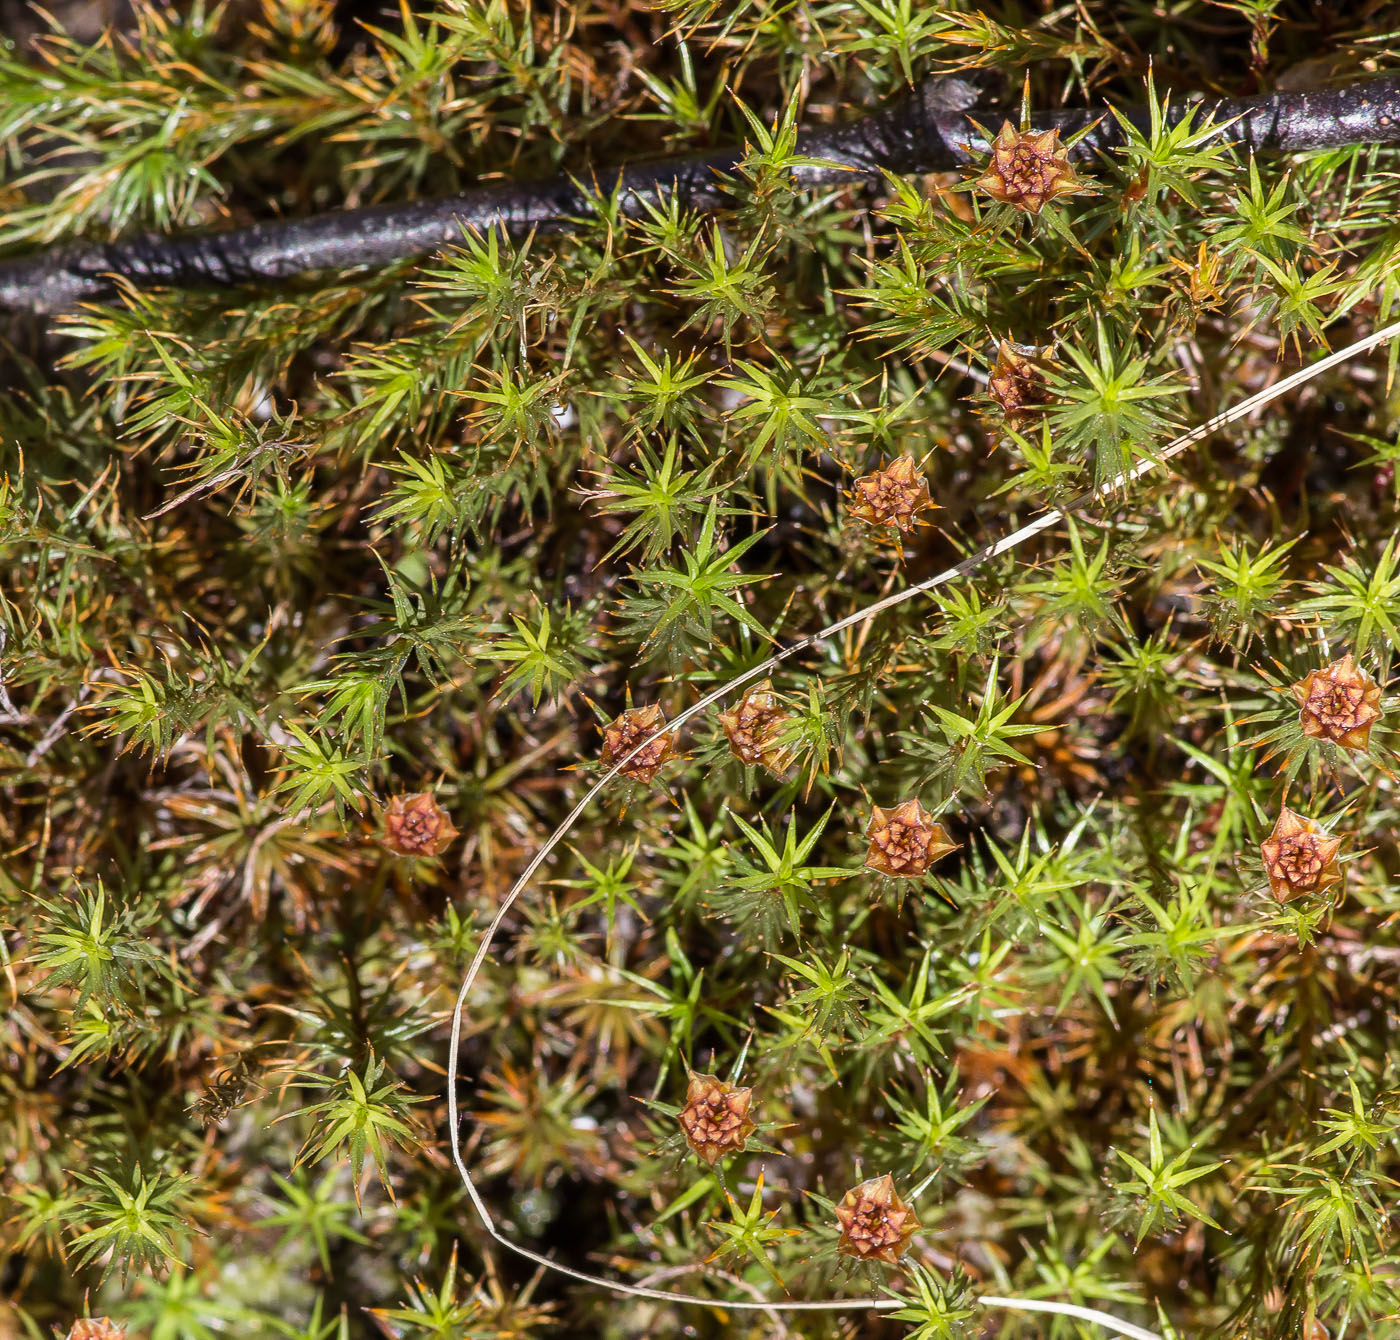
xmin=864 ymin=799 xmax=958 ymax=878
xmin=600 ymin=702 xmax=679 ymax=783
xmin=1290 ymin=653 xmax=1383 ymax=753
xmin=1260 ymin=806 xmax=1343 ymax=902
xmin=974 ymin=121 xmax=1087 ymax=214
xmin=988 ymin=339 xmax=1052 ymax=429
xmin=834 ymin=1172 xmax=921 ymax=1265
xmin=717 ymin=680 xmax=794 ymax=774
xmin=66 ymin=1322 xmax=127 ymax=1340
xmin=678 ymin=1071 xmax=756 ymax=1165
xmin=848 ymin=455 xmax=935 ymax=533
xmin=380 ymin=791 xmax=459 ymax=857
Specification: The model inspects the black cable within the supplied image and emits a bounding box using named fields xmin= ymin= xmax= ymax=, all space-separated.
xmin=3 ymin=74 xmax=1399 ymax=314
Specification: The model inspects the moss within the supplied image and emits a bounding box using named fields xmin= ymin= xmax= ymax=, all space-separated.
xmin=2 ymin=4 xmax=1400 ymax=1339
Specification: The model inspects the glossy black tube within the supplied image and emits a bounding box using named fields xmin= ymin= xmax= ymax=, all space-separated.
xmin=3 ymin=74 xmax=1399 ymax=314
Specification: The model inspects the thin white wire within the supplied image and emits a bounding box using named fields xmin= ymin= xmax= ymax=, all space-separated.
xmin=445 ymin=317 xmax=1400 ymax=1338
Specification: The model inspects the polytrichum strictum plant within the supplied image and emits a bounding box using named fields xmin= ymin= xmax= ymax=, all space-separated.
xmin=444 ymin=321 xmax=1400 ymax=1340
xmin=8 ymin=3 xmax=1400 ymax=1340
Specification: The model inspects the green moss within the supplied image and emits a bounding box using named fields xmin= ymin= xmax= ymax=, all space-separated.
xmin=3 ymin=3 xmax=1400 ymax=1339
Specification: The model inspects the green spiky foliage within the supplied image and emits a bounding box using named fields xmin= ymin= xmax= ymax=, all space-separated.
xmin=3 ymin=3 xmax=1400 ymax=1340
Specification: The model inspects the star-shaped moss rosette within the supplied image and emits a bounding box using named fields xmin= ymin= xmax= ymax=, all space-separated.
xmin=1291 ymin=654 xmax=1383 ymax=754
xmin=864 ymin=799 xmax=959 ymax=878
xmin=716 ymin=679 xmax=794 ymax=775
xmin=379 ymin=792 xmax=459 ymax=858
xmin=987 ymin=339 xmax=1053 ymax=431
xmin=677 ymin=1071 xmax=757 ymax=1166
xmin=1243 ymin=654 xmax=1391 ymax=786
xmin=1260 ymin=806 xmax=1344 ymax=902
xmin=833 ymin=1173 xmax=922 ymax=1265
xmin=600 ymin=701 xmax=680 ymax=784
xmin=972 ymin=121 xmax=1090 ymax=215
xmin=847 ymin=456 xmax=936 ymax=534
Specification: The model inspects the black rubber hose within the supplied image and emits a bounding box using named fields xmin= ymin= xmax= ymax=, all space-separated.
xmin=3 ymin=74 xmax=1399 ymax=314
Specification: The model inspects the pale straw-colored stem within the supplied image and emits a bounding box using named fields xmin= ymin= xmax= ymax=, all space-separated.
xmin=446 ymin=317 xmax=1400 ymax=1339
